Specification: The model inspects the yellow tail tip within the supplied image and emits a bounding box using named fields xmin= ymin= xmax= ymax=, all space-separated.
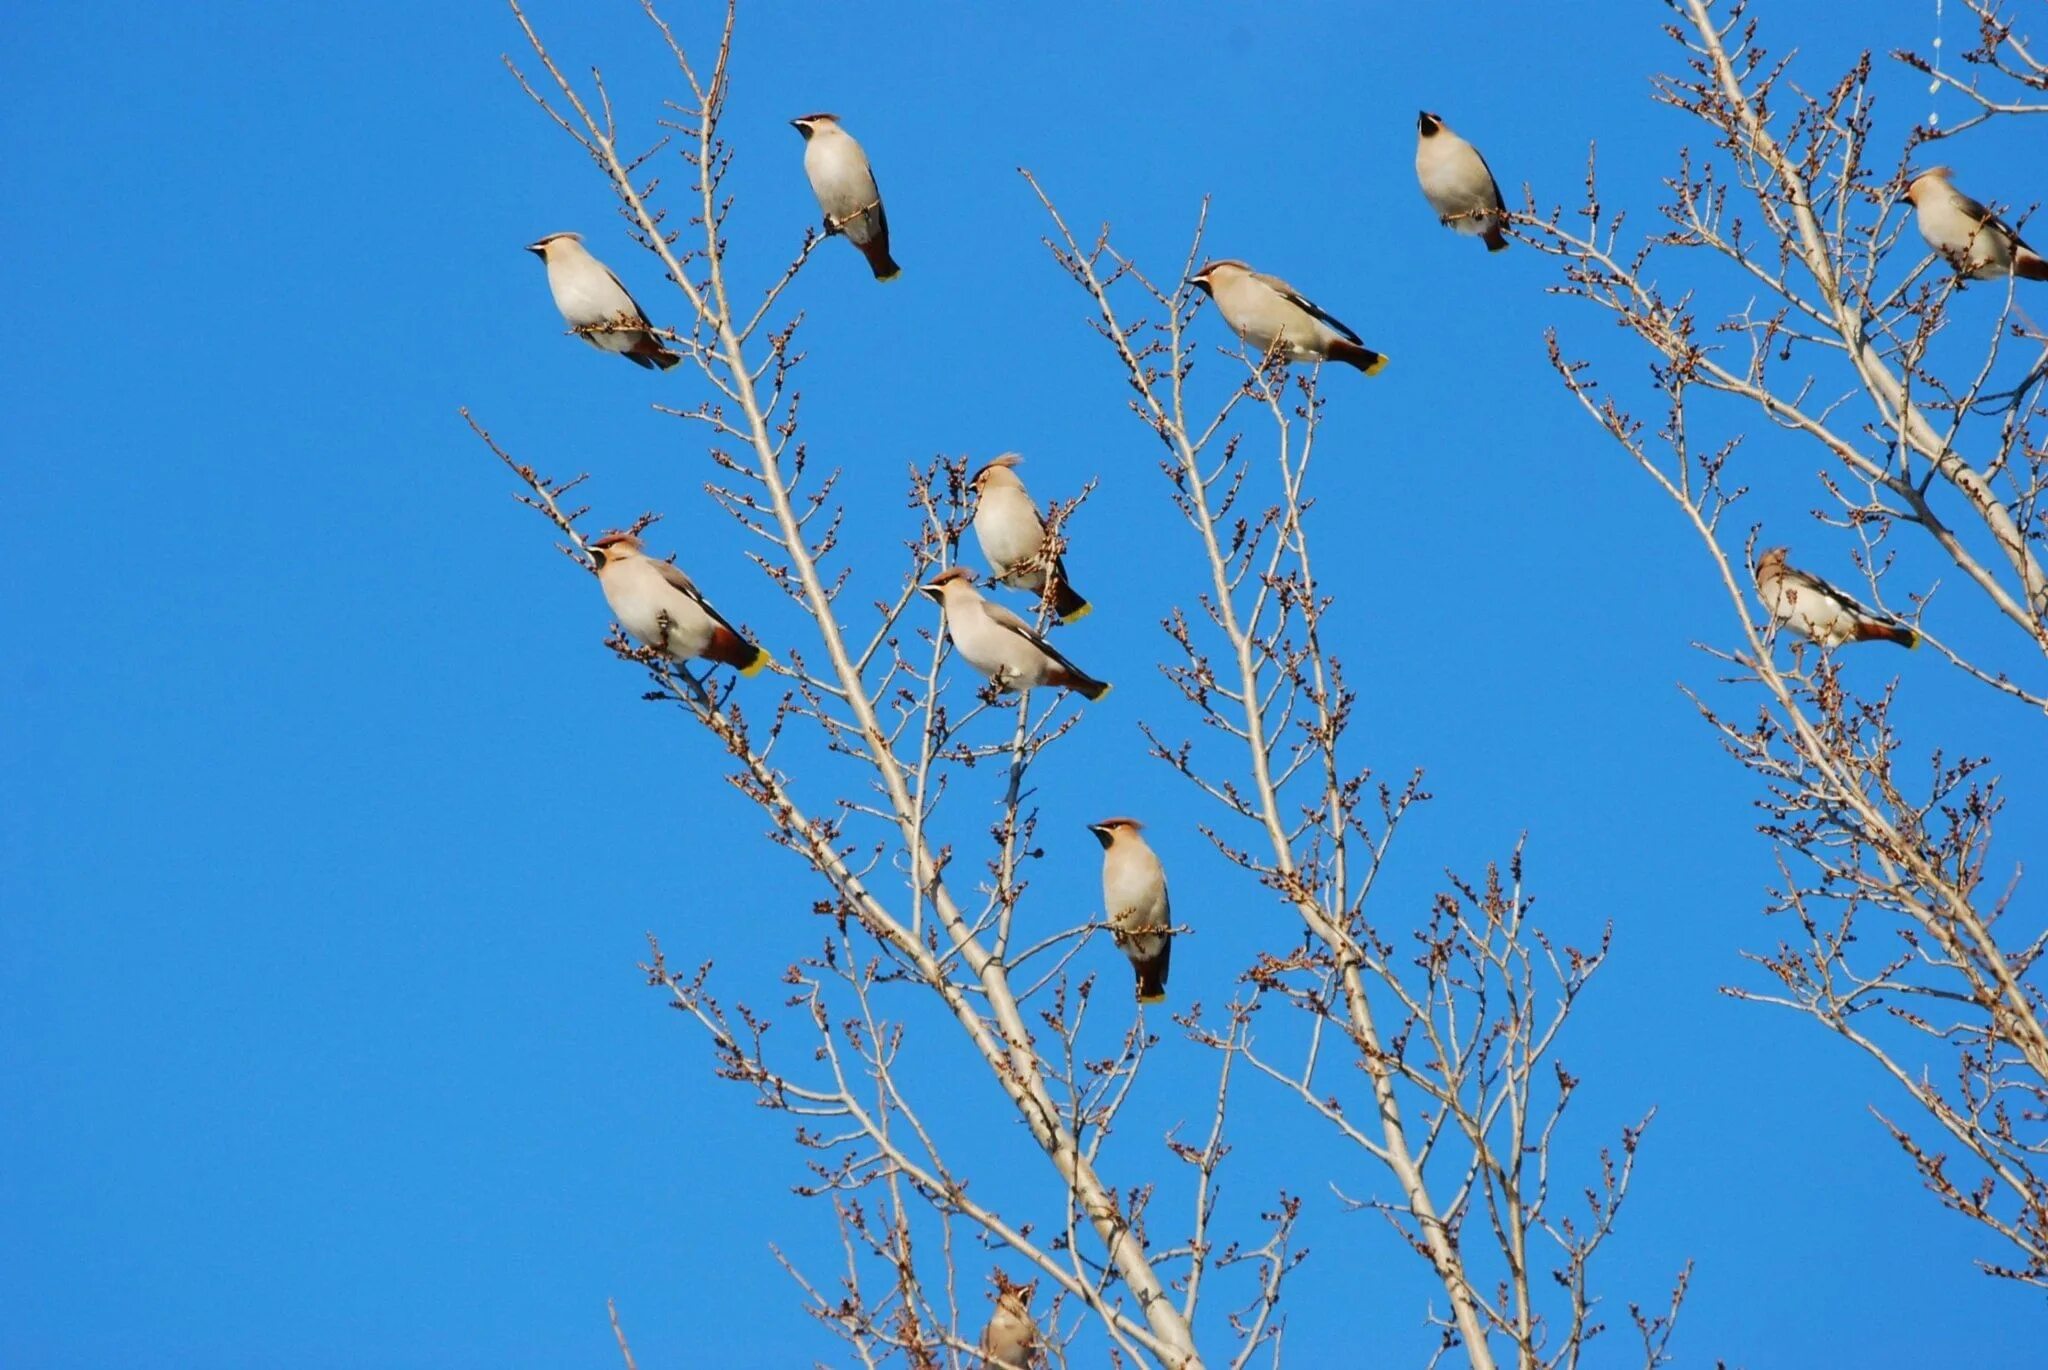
xmin=1088 ymin=682 xmax=1113 ymax=702
xmin=740 ymin=653 xmax=772 ymax=677
xmin=1365 ymin=354 xmax=1391 ymax=377
xmin=1137 ymin=992 xmax=1167 ymax=1006
xmin=1060 ymin=601 xmax=1094 ymax=625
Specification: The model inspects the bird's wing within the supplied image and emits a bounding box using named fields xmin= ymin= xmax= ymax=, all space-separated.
xmin=1250 ymin=271 xmax=1363 ymax=345
xmin=869 ymin=165 xmax=890 ymax=232
xmin=1983 ymin=205 xmax=2039 ymax=256
xmin=983 ymin=598 xmax=1093 ymax=676
xmin=1476 ymin=148 xmax=1508 ymax=210
xmin=599 ymin=260 xmax=657 ymax=327
xmin=1788 ymin=568 xmax=1880 ymax=620
xmin=655 ymin=559 xmax=748 ymax=637
xmin=1945 ymin=187 xmax=2033 ymax=250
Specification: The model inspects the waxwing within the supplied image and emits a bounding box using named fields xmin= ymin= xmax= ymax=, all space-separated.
xmin=589 ymin=533 xmax=767 ymax=673
xmin=1755 ymin=546 xmax=1919 ymax=650
xmin=1087 ymin=817 xmax=1171 ymax=1004
xmin=791 ymin=114 xmax=900 ymax=280
xmin=1188 ymin=260 xmax=1388 ymax=374
xmin=969 ymin=455 xmax=1090 ymax=625
xmin=1416 ymin=111 xmax=1509 ymax=251
xmin=526 ymin=233 xmax=680 ymax=369
xmin=1904 ymin=168 xmax=2048 ymax=282
xmin=918 ymin=568 xmax=1109 ymax=699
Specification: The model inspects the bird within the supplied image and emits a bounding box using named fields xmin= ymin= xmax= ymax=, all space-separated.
xmin=1088 ymin=818 xmax=1171 ymax=1005
xmin=1754 ymin=546 xmax=1920 ymax=650
xmin=526 ymin=233 xmax=681 ymax=370
xmin=969 ymin=455 xmax=1090 ymax=625
xmin=978 ymin=1274 xmax=1040 ymax=1370
xmin=1187 ymin=260 xmax=1388 ymax=374
xmin=588 ymin=533 xmax=768 ymax=674
xmin=1415 ymin=111 xmax=1509 ymax=251
xmin=1904 ymin=168 xmax=2048 ymax=283
xmin=918 ymin=568 xmax=1110 ymax=699
xmin=791 ymin=113 xmax=900 ymax=281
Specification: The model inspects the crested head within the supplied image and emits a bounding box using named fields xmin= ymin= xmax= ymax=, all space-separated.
xmin=1417 ymin=110 xmax=1444 ymax=136
xmin=588 ymin=531 xmax=646 ymax=568
xmin=526 ymin=231 xmax=584 ymax=258
xmin=1904 ymin=166 xmax=1953 ymax=201
xmin=919 ymin=565 xmax=976 ymax=600
xmin=790 ymin=112 xmax=841 ymax=139
xmin=1087 ymin=816 xmax=1144 ymax=847
xmin=1755 ymin=545 xmax=1789 ymax=575
xmin=970 ymin=453 xmax=1026 ymax=490
xmin=989 ymin=1270 xmax=1036 ymax=1304
xmin=1188 ymin=259 xmax=1247 ymax=294
xmin=995 ymin=1287 xmax=1035 ymax=1316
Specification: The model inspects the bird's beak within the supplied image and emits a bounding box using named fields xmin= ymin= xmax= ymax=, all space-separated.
xmin=525 ymin=242 xmax=548 ymax=258
xmin=1086 ymin=823 xmax=1112 ymax=847
xmin=918 ymin=582 xmax=946 ymax=602
xmin=588 ymin=548 xmax=608 ymax=568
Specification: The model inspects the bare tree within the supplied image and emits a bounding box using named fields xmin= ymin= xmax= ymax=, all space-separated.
xmin=1532 ymin=0 xmax=2048 ymax=1291
xmin=1897 ymin=0 xmax=2048 ymax=135
xmin=469 ymin=1 xmax=1671 ymax=1364
xmin=1024 ymin=185 xmax=1682 ymax=1369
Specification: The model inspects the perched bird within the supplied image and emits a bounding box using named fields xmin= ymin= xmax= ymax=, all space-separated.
xmin=1088 ymin=818 xmax=1171 ymax=1005
xmin=969 ymin=456 xmax=1090 ymax=625
xmin=1415 ymin=111 xmax=1509 ymax=251
xmin=978 ymin=1273 xmax=1040 ymax=1370
xmin=588 ymin=533 xmax=767 ymax=674
xmin=1754 ymin=546 xmax=1919 ymax=650
xmin=1904 ymin=168 xmax=2048 ymax=283
xmin=1188 ymin=260 xmax=1388 ymax=375
xmin=919 ymin=568 xmax=1110 ymax=700
xmin=791 ymin=113 xmax=900 ymax=281
xmin=526 ymin=233 xmax=680 ymax=370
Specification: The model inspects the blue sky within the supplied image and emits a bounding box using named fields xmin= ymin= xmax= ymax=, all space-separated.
xmin=6 ymin=0 xmax=2044 ymax=1365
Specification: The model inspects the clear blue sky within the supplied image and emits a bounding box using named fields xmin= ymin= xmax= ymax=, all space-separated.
xmin=6 ymin=1 xmax=2043 ymax=1365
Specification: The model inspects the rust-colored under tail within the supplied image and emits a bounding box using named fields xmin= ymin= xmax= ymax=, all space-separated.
xmin=2017 ymin=250 xmax=2048 ymax=281
xmin=1855 ymin=620 xmax=1921 ymax=649
xmin=1328 ymin=338 xmax=1390 ymax=376
xmin=628 ymin=335 xmax=682 ymax=370
xmin=860 ymin=233 xmax=901 ymax=282
xmin=706 ymin=627 xmax=769 ymax=675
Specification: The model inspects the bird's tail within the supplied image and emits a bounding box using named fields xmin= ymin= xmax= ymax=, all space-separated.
xmin=1329 ymin=339 xmax=1390 ymax=376
xmin=627 ymin=334 xmax=682 ymax=370
xmin=709 ymin=629 xmax=770 ymax=675
xmin=1054 ymin=579 xmax=1092 ymax=624
xmin=1134 ymin=947 xmax=1169 ymax=1005
xmin=861 ymin=238 xmax=901 ymax=282
xmin=1059 ymin=669 xmax=1112 ymax=702
xmin=1856 ymin=620 xmax=1920 ymax=649
xmin=2017 ymin=250 xmax=2048 ymax=281
xmin=1484 ymin=222 xmax=1510 ymax=253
